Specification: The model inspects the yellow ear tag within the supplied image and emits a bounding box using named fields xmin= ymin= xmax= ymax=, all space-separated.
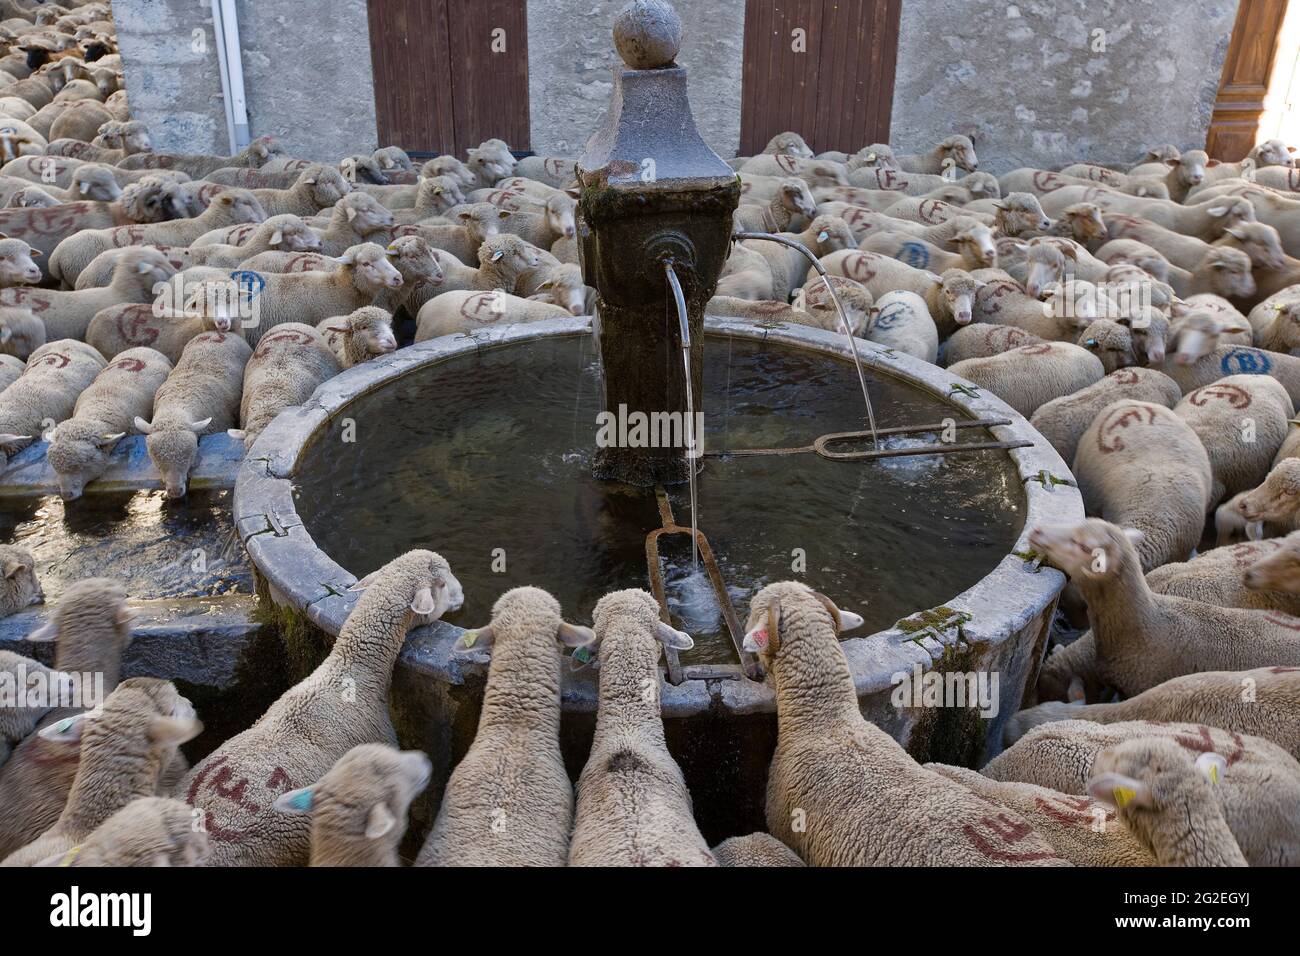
xmin=458 ymin=631 xmax=478 ymax=649
xmin=1112 ymin=786 xmax=1136 ymax=807
xmin=1206 ymin=764 xmax=1219 ymax=784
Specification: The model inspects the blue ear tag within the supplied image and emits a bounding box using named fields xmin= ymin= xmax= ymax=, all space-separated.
xmin=55 ymin=717 xmax=75 ymax=734
xmin=571 ymin=645 xmax=594 ymax=665
xmin=287 ymin=789 xmax=313 ymax=812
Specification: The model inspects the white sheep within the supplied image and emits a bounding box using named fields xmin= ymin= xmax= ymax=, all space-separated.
xmin=1071 ymin=401 xmax=1213 ymax=570
xmin=895 ymin=135 xmax=979 ymax=174
xmin=944 ymin=324 xmax=1045 ymax=366
xmin=815 ymin=250 xmax=979 ymax=335
xmin=983 ymin=719 xmax=1298 ymax=866
xmin=948 ymin=342 xmax=1105 ymax=418
xmin=1007 ymin=667 xmax=1300 ymax=760
xmin=2 ymin=678 xmax=201 ymax=867
xmin=45 ymin=796 xmax=210 ymax=867
xmin=230 ymin=323 xmax=340 ymax=451
xmin=0 ymin=338 xmax=105 ymax=469
xmin=417 ymin=586 xmax=594 ymax=866
xmin=47 ymin=346 xmax=172 ymax=500
xmin=568 ymin=589 xmax=713 ymax=867
xmin=0 ymin=648 xmax=69 ymax=769
xmin=314 ymin=306 xmax=396 ymax=369
xmin=0 ymin=305 xmax=43 ymax=360
xmin=859 ymin=289 xmax=937 ymax=362
xmin=0 ymin=544 xmax=41 ymax=619
xmin=414 ymin=289 xmax=569 ymax=341
xmin=273 ymin=744 xmax=431 ymax=867
xmin=711 ymin=833 xmax=805 ymax=867
xmin=1173 ymin=375 xmax=1293 ymax=505
xmin=1028 ymin=518 xmax=1300 ymax=700
xmin=1028 ymin=367 xmax=1182 ymax=465
xmin=742 ymin=581 xmax=1065 ymax=866
xmin=1087 ymin=739 xmax=1245 ymax=866
xmin=710 ymin=278 xmax=873 ymax=337
xmin=178 ymin=550 xmax=462 ymax=866
xmin=0 ymin=577 xmax=139 ymax=859
xmin=135 ymin=330 xmax=251 ymax=498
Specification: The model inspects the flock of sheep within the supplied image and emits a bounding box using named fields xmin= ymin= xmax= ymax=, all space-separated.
xmin=0 ymin=0 xmax=1297 ymax=867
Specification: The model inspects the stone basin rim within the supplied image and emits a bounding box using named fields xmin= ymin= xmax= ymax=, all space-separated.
xmin=233 ymin=316 xmax=1084 ymax=717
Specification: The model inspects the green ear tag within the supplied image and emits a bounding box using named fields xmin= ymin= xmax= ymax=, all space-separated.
xmin=571 ymin=645 xmax=594 ymax=665
xmin=458 ymin=631 xmax=478 ymax=649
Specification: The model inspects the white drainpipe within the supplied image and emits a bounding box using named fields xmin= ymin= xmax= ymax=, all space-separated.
xmin=211 ymin=0 xmax=251 ymax=152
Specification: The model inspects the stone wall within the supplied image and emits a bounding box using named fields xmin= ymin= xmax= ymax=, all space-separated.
xmin=114 ymin=0 xmax=378 ymax=162
xmin=525 ymin=0 xmax=745 ymax=157
xmin=113 ymin=0 xmax=1238 ymax=169
xmin=889 ymin=0 xmax=1240 ymax=172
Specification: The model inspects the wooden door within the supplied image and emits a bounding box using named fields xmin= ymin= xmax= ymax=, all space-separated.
xmin=1207 ymin=0 xmax=1290 ymax=160
xmin=738 ymin=0 xmax=901 ymax=156
xmin=367 ymin=0 xmax=530 ymax=158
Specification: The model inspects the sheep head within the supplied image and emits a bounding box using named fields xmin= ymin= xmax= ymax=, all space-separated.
xmin=373 ymin=146 xmax=415 ymax=173
xmin=534 ymin=263 xmax=588 ymax=316
xmin=73 ymin=163 xmax=123 ymax=202
xmin=298 ymin=164 xmax=351 ymax=208
xmin=47 ymin=419 xmax=128 ymax=501
xmin=1166 ymin=150 xmax=1209 ymax=188
xmin=0 ymin=237 xmax=42 ymax=286
xmin=337 ymin=192 xmax=396 ymax=237
xmin=1166 ymin=310 xmax=1242 ymax=366
xmin=272 ymin=743 xmax=431 ymax=850
xmin=479 ymin=233 xmax=541 ymax=280
xmin=342 ymin=306 xmax=397 ymax=360
xmin=214 ymin=189 xmax=268 ymax=226
xmin=415 ymin=176 xmax=463 ymax=216
xmin=586 ymin=588 xmax=693 ymax=671
xmin=1251 ymin=138 xmax=1296 ymax=169
xmin=1143 ymin=144 xmax=1181 ymax=164
xmin=1077 ymin=319 xmax=1136 ymax=373
xmin=1203 ymin=247 xmax=1256 ymax=300
xmin=137 ymin=418 xmax=211 ymax=499
xmin=954 ymin=223 xmax=997 ymax=268
xmin=938 ymin=269 xmax=979 ymax=325
xmin=740 ymin=581 xmax=864 ymax=667
xmin=544 ymin=192 xmax=577 ymax=240
xmin=339 ymin=243 xmax=403 ymax=293
xmin=23 ymin=576 xmax=135 ymax=652
xmin=119 ymin=121 xmax=153 ymax=155
xmin=347 ymin=549 xmax=464 ymax=624
xmin=1027 ymin=518 xmax=1144 ymax=582
xmin=1088 ymin=738 xmax=1227 ymax=820
xmin=458 ymin=202 xmax=510 ymax=244
xmin=383 ymin=234 xmax=444 ymax=290
xmin=1203 ymin=197 xmax=1257 ymax=232
xmin=455 ymin=585 xmax=595 ymax=658
xmin=1243 ymin=532 xmax=1300 ymax=593
xmin=764 ymin=131 xmax=813 ymax=159
xmin=0 ymin=545 xmax=42 ymax=612
xmin=262 ymin=214 xmax=322 ymax=253
xmin=1059 ymin=203 xmax=1107 ymax=242
xmin=806 ymin=215 xmax=855 ymax=253
xmin=939 ymin=134 xmax=978 ymax=172
xmin=1237 ymin=460 xmax=1300 ymax=526
xmin=993 ymin=192 xmax=1052 ymax=237
xmin=422 ymin=155 xmax=476 ymax=189
xmin=1122 ymin=177 xmax=1171 ymax=201
xmin=1222 ymin=221 xmax=1286 ymax=271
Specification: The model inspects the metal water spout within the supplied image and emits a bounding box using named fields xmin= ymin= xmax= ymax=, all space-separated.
xmin=576 ymin=0 xmax=740 ymax=486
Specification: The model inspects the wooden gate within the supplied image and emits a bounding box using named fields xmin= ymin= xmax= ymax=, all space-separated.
xmin=738 ymin=0 xmax=901 ymax=156
xmin=1207 ymin=0 xmax=1290 ymax=160
xmin=367 ymin=0 xmax=530 ymax=158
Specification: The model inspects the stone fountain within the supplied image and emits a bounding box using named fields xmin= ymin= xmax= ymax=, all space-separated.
xmin=578 ymin=0 xmax=739 ymax=486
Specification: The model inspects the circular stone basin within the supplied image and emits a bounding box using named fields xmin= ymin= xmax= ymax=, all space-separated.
xmin=292 ymin=332 xmax=1026 ymax=667
xmin=233 ymin=316 xmax=1083 ymax=816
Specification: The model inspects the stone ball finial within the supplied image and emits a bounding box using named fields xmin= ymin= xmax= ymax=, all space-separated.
xmin=613 ymin=0 xmax=682 ymax=70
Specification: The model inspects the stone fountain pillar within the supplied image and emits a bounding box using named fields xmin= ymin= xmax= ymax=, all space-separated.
xmin=578 ymin=0 xmax=740 ymax=487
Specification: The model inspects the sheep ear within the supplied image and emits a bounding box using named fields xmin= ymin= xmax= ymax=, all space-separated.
xmin=348 ymin=569 xmax=381 ymax=592
xmin=136 ymin=260 xmax=153 ymax=275
xmin=345 ymin=206 xmax=358 ymax=222
xmin=24 ymin=619 xmax=57 ymax=642
xmin=1207 ymin=159 xmax=1221 ymax=168
xmin=188 ymin=417 xmax=211 ymax=433
xmin=410 ymin=587 xmax=435 ymax=615
xmin=454 ymin=624 xmax=495 ymax=653
xmin=364 ymin=803 xmax=398 ymax=840
xmin=2 ymin=558 xmax=24 ymax=580
xmin=226 ymin=428 xmax=246 ymax=440
xmin=269 ymin=229 xmax=284 ymax=246
xmin=1206 ymin=205 xmax=1229 ymax=217
xmin=38 ymin=711 xmax=95 ymax=743
xmin=742 ymin=603 xmax=780 ymax=653
xmin=272 ymin=786 xmax=314 ymax=814
xmin=1164 ymin=159 xmax=1180 ymax=168
xmin=132 ymin=416 xmax=153 ymax=434
xmin=28 ymin=247 xmax=41 ymax=258
xmin=148 ymin=715 xmax=202 ymax=746
xmin=302 ymin=177 xmax=317 ymax=186
xmin=811 ymin=591 xmax=866 ymax=633
xmin=1086 ymin=772 xmax=1151 ymax=809
xmin=0 ymin=433 xmax=33 ymax=443
xmin=96 ymin=431 xmax=126 ymax=445
xmin=1067 ymin=676 xmax=1086 ymax=703
xmin=654 ymin=621 xmax=694 ymax=651
xmin=557 ymin=621 xmax=595 ymax=648
xmin=1195 ymin=752 xmax=1227 ymax=785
